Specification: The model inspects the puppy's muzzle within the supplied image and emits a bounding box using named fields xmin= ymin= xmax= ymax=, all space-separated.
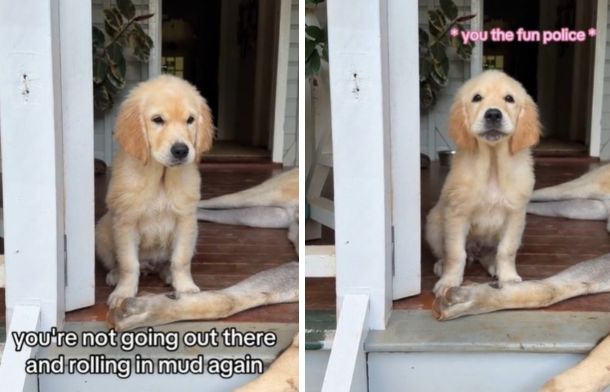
xmin=170 ymin=142 xmax=189 ymax=162
xmin=480 ymin=108 xmax=507 ymax=141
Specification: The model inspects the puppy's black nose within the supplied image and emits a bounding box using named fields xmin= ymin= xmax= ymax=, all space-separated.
xmin=484 ymin=108 xmax=502 ymax=122
xmin=171 ymin=143 xmax=189 ymax=159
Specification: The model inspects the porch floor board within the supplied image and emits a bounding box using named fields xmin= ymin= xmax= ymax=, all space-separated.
xmin=0 ymin=163 xmax=298 ymax=324
xmin=306 ymin=158 xmax=610 ymax=313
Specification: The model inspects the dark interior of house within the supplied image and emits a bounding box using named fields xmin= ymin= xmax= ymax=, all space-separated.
xmin=162 ymin=0 xmax=221 ymax=124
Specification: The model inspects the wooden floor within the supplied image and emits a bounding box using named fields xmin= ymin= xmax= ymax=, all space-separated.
xmin=0 ymin=163 xmax=298 ymax=324
xmin=306 ymin=158 xmax=610 ymax=313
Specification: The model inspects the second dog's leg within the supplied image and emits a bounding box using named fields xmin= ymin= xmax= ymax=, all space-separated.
xmin=433 ymin=254 xmax=610 ymax=320
xmin=109 ymin=262 xmax=299 ymax=331
xmin=540 ymin=334 xmax=610 ymax=392
xmin=531 ymin=166 xmax=610 ymax=201
xmin=197 ymin=207 xmax=293 ymax=228
xmin=234 ymin=334 xmax=299 ymax=392
xmin=527 ymin=199 xmax=609 ymax=220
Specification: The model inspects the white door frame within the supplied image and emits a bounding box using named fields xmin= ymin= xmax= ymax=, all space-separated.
xmin=470 ymin=0 xmax=484 ymax=77
xmin=148 ymin=0 xmax=163 ymax=79
xmin=271 ymin=0 xmax=292 ymax=163
xmin=589 ymin=0 xmax=607 ymax=158
xmin=214 ymin=0 xmax=292 ymax=163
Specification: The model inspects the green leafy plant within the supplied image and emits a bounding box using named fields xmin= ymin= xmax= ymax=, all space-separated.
xmin=93 ymin=0 xmax=154 ymax=112
xmin=305 ymin=0 xmax=327 ymax=77
xmin=420 ymin=0 xmax=475 ymax=111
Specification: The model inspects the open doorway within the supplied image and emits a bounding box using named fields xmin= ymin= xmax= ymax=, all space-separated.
xmin=483 ymin=0 xmax=597 ymax=156
xmin=162 ymin=0 xmax=283 ymax=162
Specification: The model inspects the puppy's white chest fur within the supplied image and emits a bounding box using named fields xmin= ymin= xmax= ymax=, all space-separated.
xmin=138 ymin=189 xmax=178 ymax=252
xmin=470 ymin=175 xmax=512 ymax=239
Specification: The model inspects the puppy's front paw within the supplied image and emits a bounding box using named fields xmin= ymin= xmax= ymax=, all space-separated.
xmin=433 ymin=275 xmax=463 ymax=297
xmin=173 ymin=279 xmax=200 ymax=297
xmin=107 ymin=285 xmax=138 ymax=309
xmin=497 ymin=272 xmax=522 ymax=288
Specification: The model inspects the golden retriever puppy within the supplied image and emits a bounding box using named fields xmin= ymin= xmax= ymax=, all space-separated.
xmin=426 ymin=70 xmax=541 ymax=297
xmin=96 ymin=75 xmax=214 ymax=308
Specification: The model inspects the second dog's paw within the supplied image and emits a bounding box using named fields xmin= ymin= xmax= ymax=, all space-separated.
xmin=432 ymin=284 xmax=488 ymax=320
xmin=108 ymin=294 xmax=171 ymax=331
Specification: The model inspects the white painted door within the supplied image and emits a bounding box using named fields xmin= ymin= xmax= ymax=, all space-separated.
xmin=61 ymin=0 xmax=95 ymax=312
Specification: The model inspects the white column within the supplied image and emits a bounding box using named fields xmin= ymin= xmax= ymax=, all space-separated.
xmin=327 ymin=0 xmax=392 ymax=330
xmin=0 ymin=0 xmax=66 ymax=330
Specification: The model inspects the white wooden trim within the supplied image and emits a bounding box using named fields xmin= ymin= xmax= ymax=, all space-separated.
xmin=271 ymin=0 xmax=291 ymax=163
xmin=308 ymin=196 xmax=335 ymax=229
xmin=306 ymin=245 xmax=336 ymax=277
xmin=388 ymin=0 xmax=421 ymax=300
xmin=327 ymin=0 xmax=392 ymax=330
xmin=148 ymin=0 xmax=163 ymax=78
xmin=589 ymin=0 xmax=607 ymax=158
xmin=0 ymin=305 xmax=41 ymax=392
xmin=60 ymin=0 xmax=95 ymax=312
xmin=0 ymin=0 xmax=66 ymax=330
xmin=321 ymin=294 xmax=369 ymax=392
xmin=470 ymin=0 xmax=484 ymax=77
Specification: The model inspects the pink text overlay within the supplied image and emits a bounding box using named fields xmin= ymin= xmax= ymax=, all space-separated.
xmin=452 ymin=27 xmax=597 ymax=45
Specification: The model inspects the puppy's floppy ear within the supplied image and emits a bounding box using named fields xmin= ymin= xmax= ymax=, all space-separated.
xmin=448 ymin=100 xmax=476 ymax=152
xmin=511 ymin=95 xmax=541 ymax=154
xmin=195 ymin=96 xmax=214 ymax=161
xmin=114 ymin=95 xmax=149 ymax=164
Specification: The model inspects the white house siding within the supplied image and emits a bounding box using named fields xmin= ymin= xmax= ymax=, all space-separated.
xmin=283 ymin=0 xmax=299 ymax=167
xmin=600 ymin=4 xmax=610 ymax=159
xmin=419 ymin=0 xmax=472 ymax=160
xmin=92 ymin=0 xmax=150 ymax=164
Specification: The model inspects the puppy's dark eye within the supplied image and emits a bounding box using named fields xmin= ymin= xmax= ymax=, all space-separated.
xmin=152 ymin=116 xmax=164 ymax=125
xmin=186 ymin=115 xmax=195 ymax=125
xmin=472 ymin=94 xmax=482 ymax=102
xmin=504 ymin=95 xmax=514 ymax=103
